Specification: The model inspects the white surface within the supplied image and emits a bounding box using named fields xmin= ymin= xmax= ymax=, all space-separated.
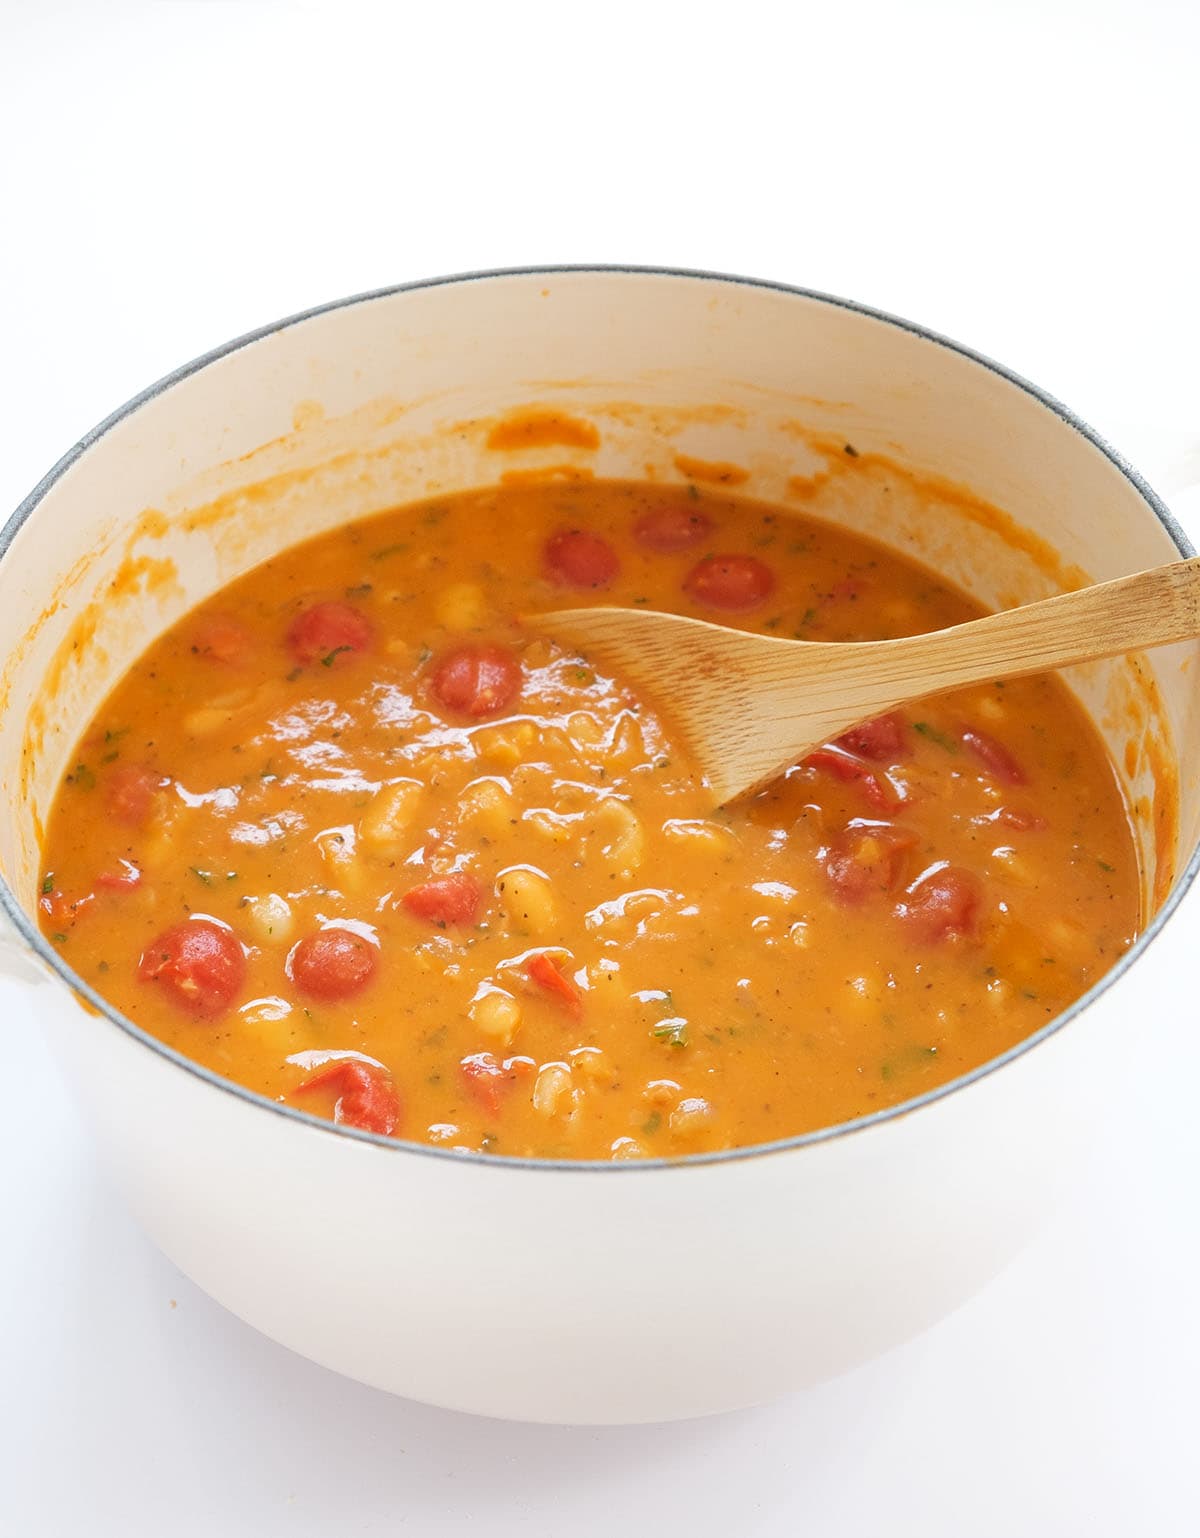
xmin=1 ymin=0 xmax=1198 ymax=1530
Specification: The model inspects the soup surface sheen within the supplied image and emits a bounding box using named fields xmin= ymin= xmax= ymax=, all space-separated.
xmin=38 ymin=480 xmax=1139 ymax=1158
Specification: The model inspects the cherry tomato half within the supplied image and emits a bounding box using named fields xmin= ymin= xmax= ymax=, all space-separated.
xmin=430 ymin=644 xmax=521 ymax=718
xmin=683 ymin=553 xmax=775 ymax=612
xmin=287 ymin=601 xmax=372 ymax=668
xmin=289 ymin=927 xmax=379 ymax=1001
xmin=138 ymin=918 xmax=245 ymax=1017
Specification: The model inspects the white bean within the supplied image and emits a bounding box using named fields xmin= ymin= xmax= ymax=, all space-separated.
xmin=596 ymin=798 xmax=644 ymax=876
xmin=435 ymin=580 xmax=487 ymax=632
xmin=496 ymin=864 xmax=559 ymax=934
xmin=532 ymin=1062 xmax=573 ymax=1119
xmin=359 ymin=779 xmax=423 ymax=855
xmin=243 ymin=892 xmax=294 ymax=944
xmin=470 ymin=987 xmax=522 ymax=1048
xmin=458 ymin=777 xmax=517 ymax=840
xmin=669 ymin=1097 xmax=714 ymax=1137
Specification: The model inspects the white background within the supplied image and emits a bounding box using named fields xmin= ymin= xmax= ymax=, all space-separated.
xmin=2 ymin=2 xmax=1198 ymax=1533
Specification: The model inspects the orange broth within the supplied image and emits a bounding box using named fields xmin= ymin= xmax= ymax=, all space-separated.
xmin=37 ymin=480 xmax=1139 ymax=1157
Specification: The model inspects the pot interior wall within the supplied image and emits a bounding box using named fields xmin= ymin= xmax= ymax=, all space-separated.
xmin=1 ymin=272 xmax=1197 ymax=930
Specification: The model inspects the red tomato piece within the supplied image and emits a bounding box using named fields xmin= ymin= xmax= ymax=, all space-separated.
xmin=430 ymin=644 xmax=521 ymax=718
xmin=835 ymin=712 xmax=906 ymax=761
xmin=401 ymin=872 xmax=483 ymax=927
xmin=961 ymin=726 xmax=1027 ymax=785
xmin=683 ymin=553 xmax=775 ymax=612
xmin=289 ymin=927 xmax=379 ymax=1001
xmin=39 ymin=890 xmax=69 ymax=925
xmin=524 ymin=952 xmax=583 ymax=1016
xmin=996 ymin=805 xmax=1047 ymax=832
xmin=895 ymin=865 xmax=983 ymax=943
xmin=458 ymin=1051 xmax=528 ymax=1116
xmin=287 ymin=601 xmax=372 ymax=668
xmin=190 ymin=614 xmax=251 ymax=664
xmin=633 ymin=505 xmax=713 ymax=552
xmin=802 ymin=745 xmax=904 ymax=811
xmin=96 ymin=859 xmax=142 ymax=891
xmin=295 ymin=1059 xmax=400 ymax=1135
xmin=137 ymin=919 xmax=245 ymax=1017
xmin=821 ymin=822 xmax=919 ymax=905
xmin=40 ymin=889 xmax=93 ymax=926
xmin=107 ymin=764 xmax=165 ymax=827
xmin=543 ymin=528 xmax=620 ymax=589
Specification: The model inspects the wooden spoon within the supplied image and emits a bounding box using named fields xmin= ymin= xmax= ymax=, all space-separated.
xmin=527 ymin=556 xmax=1200 ymax=805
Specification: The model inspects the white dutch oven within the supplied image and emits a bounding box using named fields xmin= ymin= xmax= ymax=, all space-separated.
xmin=1 ymin=268 xmax=1196 ymax=1425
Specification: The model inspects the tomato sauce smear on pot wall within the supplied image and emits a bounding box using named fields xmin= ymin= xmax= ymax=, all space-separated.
xmin=37 ymin=480 xmax=1139 ymax=1159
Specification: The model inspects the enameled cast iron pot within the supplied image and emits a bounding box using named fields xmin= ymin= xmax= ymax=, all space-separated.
xmin=2 ymin=269 xmax=1197 ymax=1423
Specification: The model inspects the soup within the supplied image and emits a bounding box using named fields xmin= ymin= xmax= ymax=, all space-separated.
xmin=37 ymin=479 xmax=1139 ymax=1158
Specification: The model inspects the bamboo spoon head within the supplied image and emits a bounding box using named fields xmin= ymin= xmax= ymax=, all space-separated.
xmin=524 ymin=607 xmax=868 ymax=805
xmin=528 ymin=557 xmax=1200 ymax=806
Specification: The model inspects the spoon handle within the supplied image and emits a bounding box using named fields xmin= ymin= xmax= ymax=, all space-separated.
xmin=858 ymin=554 xmax=1200 ymax=700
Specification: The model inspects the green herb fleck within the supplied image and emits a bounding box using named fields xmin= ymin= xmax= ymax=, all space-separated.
xmin=569 ymin=666 xmax=594 ymax=685
xmin=642 ymin=1110 xmax=662 ymax=1135
xmin=189 ymin=867 xmax=213 ymax=885
xmin=41 ymin=874 xmax=54 ymax=894
xmin=100 ymin=750 xmax=120 ymax=764
xmin=320 ymin=645 xmax=353 ymax=668
xmin=880 ymin=1044 xmax=937 ymax=1081
xmin=345 ymin=582 xmax=373 ymax=598
xmin=914 ymin=721 xmax=958 ymax=753
xmin=286 ymin=666 xmax=303 ymax=682
xmin=653 ymin=1018 xmax=689 ymax=1048
xmin=370 ymin=542 xmax=410 ymax=560
xmin=69 ymin=762 xmax=96 ymax=790
xmin=1098 ymin=859 xmax=1115 ymax=873
xmin=418 ymin=644 xmax=433 ymax=665
xmin=52 ymin=932 xmax=67 ymax=944
xmin=687 ymin=483 xmax=700 ymax=501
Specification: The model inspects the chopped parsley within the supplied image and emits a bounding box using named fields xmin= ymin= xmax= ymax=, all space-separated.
xmin=913 ymin=721 xmax=958 ymax=753
xmin=653 ymin=1019 xmax=689 ymax=1048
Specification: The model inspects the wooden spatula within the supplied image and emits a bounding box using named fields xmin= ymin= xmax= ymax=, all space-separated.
xmin=527 ymin=556 xmax=1200 ymax=805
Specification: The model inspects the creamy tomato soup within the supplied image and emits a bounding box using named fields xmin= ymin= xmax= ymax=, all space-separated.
xmin=37 ymin=479 xmax=1139 ymax=1157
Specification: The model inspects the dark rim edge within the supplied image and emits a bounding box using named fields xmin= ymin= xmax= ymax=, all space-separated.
xmin=1 ymin=262 xmax=1196 ymax=1174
